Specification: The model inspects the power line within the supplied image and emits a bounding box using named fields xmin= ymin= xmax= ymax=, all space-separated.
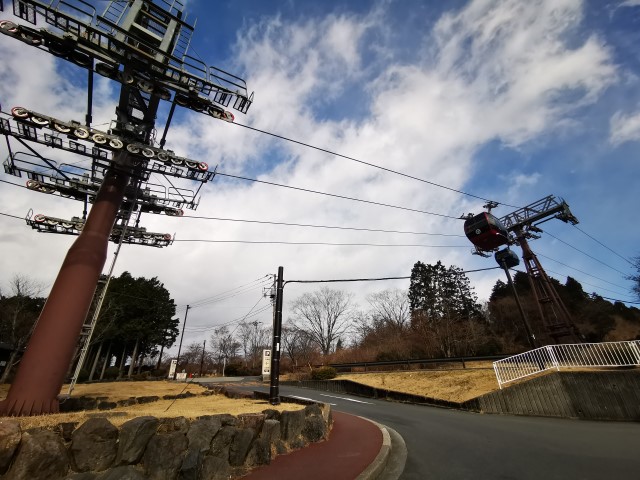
xmin=511 ymin=268 xmax=640 ymax=303
xmin=173 ymin=239 xmax=468 ymax=247
xmin=188 ymin=278 xmax=273 ymax=309
xmin=233 ymin=121 xmax=520 ymax=208
xmin=535 ymin=252 xmax=630 ymax=290
xmin=179 ymin=214 xmax=466 ymax=237
xmin=284 ymin=266 xmax=501 ymax=285
xmin=544 ymin=268 xmax=635 ymax=299
xmin=216 ymin=171 xmax=462 ymax=220
xmin=600 ymin=296 xmax=640 ymax=305
xmin=572 ymin=225 xmax=634 ymax=266
xmin=188 ymin=274 xmax=271 ymax=307
xmin=544 ymin=232 xmax=629 ymax=276
xmin=185 ymin=304 xmax=273 ymax=333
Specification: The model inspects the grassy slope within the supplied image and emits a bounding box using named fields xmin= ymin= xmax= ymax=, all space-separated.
xmin=336 ymin=364 xmax=500 ymax=403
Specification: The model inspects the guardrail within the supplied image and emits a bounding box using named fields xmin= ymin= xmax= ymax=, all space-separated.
xmin=493 ymin=340 xmax=640 ymax=388
xmin=290 ymin=355 xmax=510 ymax=373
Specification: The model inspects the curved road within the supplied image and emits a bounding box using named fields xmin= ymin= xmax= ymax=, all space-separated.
xmin=244 ymin=383 xmax=640 ymax=479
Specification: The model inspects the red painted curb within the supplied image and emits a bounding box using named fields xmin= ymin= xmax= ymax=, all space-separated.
xmin=244 ymin=411 xmax=383 ymax=480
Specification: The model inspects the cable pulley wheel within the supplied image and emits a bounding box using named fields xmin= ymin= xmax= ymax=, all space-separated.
xmin=11 ymin=107 xmax=29 ymax=119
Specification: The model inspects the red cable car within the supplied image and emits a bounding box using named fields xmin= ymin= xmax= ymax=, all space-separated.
xmin=464 ymin=212 xmax=509 ymax=251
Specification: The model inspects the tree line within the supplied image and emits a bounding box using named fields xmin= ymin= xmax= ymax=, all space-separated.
xmin=2 ymin=257 xmax=639 ymax=381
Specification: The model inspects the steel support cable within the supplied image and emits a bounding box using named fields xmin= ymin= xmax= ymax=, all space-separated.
xmin=172 ymin=239 xmax=468 ymax=247
xmin=232 ymin=121 xmax=520 ymax=209
xmin=541 ymin=233 xmax=629 ymax=276
xmin=533 ymin=252 xmax=630 ymax=290
xmin=572 ymin=225 xmax=635 ymax=266
xmin=0 ymin=211 xmax=23 ymax=220
xmin=600 ymin=296 xmax=640 ymax=305
xmin=0 ymin=179 xmax=464 ymax=236
xmin=215 ymin=172 xmax=462 ymax=220
xmin=283 ymin=266 xmax=501 ymax=285
xmin=544 ymin=268 xmax=635 ymax=298
xmin=179 ymin=214 xmax=466 ymax=237
xmin=510 ymin=268 xmax=639 ymax=305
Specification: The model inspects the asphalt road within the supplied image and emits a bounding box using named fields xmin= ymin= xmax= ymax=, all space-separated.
xmin=244 ymin=383 xmax=640 ymax=480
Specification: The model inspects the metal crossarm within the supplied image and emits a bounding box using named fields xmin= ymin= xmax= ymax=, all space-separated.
xmin=2 ymin=0 xmax=253 ymax=114
xmin=25 ymin=211 xmax=174 ymax=247
xmin=499 ymin=195 xmax=579 ymax=233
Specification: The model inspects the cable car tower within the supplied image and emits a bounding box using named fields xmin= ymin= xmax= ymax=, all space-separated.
xmin=464 ymin=196 xmax=582 ymax=345
xmin=0 ymin=0 xmax=253 ymax=416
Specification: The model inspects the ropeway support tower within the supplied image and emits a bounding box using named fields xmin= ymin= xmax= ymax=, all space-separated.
xmin=0 ymin=0 xmax=253 ymax=416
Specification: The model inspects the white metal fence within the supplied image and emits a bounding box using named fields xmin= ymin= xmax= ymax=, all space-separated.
xmin=493 ymin=340 xmax=640 ymax=388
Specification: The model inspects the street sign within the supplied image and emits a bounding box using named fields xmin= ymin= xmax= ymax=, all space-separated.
xmin=262 ymin=349 xmax=271 ymax=381
xmin=168 ymin=359 xmax=177 ymax=379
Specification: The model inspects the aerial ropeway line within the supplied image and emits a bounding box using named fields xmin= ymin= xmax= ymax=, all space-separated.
xmin=462 ymin=196 xmax=582 ymax=345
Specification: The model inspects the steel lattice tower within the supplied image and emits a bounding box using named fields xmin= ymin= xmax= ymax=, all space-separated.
xmin=0 ymin=0 xmax=253 ymax=416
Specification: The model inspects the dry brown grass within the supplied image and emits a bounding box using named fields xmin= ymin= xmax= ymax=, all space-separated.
xmin=338 ymin=363 xmax=500 ymax=403
xmin=63 ymin=381 xmax=208 ymax=401
xmin=0 ymin=381 xmax=303 ymax=430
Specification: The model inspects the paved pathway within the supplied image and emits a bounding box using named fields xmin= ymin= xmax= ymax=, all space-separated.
xmin=244 ymin=411 xmax=383 ymax=480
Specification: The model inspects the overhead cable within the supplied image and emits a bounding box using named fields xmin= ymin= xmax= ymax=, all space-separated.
xmin=572 ymin=225 xmax=634 ymax=266
xmin=534 ymin=252 xmax=630 ymax=290
xmin=542 ymin=233 xmax=629 ymax=276
xmin=180 ymin=214 xmax=466 ymax=237
xmin=188 ymin=274 xmax=272 ymax=308
xmin=284 ymin=266 xmax=501 ymax=285
xmin=544 ymin=268 xmax=635 ymax=299
xmin=233 ymin=121 xmax=519 ymax=208
xmin=173 ymin=239 xmax=468 ymax=247
xmin=216 ymin=171 xmax=462 ymax=220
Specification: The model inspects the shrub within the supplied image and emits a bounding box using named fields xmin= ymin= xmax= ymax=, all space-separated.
xmin=102 ymin=366 xmax=120 ymax=380
xmin=151 ymin=368 xmax=167 ymax=378
xmin=225 ymin=363 xmax=249 ymax=376
xmin=311 ymin=366 xmax=337 ymax=380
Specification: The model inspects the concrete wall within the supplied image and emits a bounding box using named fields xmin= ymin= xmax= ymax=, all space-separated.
xmin=288 ymin=369 xmax=640 ymax=422
xmin=462 ymin=370 xmax=640 ymax=421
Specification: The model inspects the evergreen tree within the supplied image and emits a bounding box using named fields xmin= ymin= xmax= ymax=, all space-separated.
xmin=409 ymin=261 xmax=481 ymax=319
xmin=88 ymin=271 xmax=179 ymax=377
xmin=630 ymin=256 xmax=640 ymax=301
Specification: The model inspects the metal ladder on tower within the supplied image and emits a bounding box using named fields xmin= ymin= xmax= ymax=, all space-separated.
xmin=97 ymin=0 xmax=129 ymax=33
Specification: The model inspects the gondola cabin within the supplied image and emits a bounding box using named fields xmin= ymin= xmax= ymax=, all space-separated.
xmin=464 ymin=212 xmax=509 ymax=251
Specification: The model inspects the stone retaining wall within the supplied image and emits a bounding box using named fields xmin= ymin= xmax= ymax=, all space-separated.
xmin=0 ymin=403 xmax=332 ymax=480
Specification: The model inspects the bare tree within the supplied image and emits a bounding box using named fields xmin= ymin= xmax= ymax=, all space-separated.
xmin=210 ymin=326 xmax=240 ymax=376
xmin=281 ymin=325 xmax=319 ymax=367
xmin=366 ymin=289 xmax=411 ymax=331
xmin=290 ymin=288 xmax=355 ymax=356
xmin=0 ymin=275 xmax=46 ymax=383
xmin=237 ymin=321 xmax=269 ymax=369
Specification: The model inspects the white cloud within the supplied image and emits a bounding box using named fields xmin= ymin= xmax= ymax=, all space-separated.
xmin=0 ymin=0 xmax=622 ymax=350
xmin=609 ymin=109 xmax=640 ymax=145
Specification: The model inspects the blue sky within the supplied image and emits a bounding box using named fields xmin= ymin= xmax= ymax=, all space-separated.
xmin=1 ymin=0 xmax=639 ymax=349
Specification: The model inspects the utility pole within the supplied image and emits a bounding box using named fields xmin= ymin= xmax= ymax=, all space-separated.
xmin=199 ymin=340 xmax=206 ymax=377
xmin=174 ymin=305 xmax=190 ymax=380
xmin=269 ymin=267 xmax=284 ymax=405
